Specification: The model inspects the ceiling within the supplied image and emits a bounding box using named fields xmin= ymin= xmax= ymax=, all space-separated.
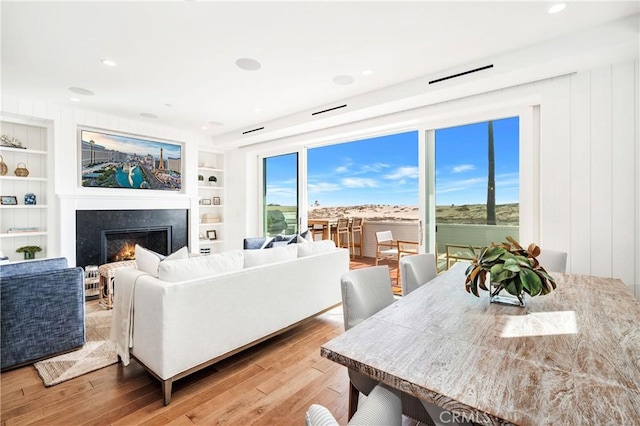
xmin=2 ymin=1 xmax=639 ymax=141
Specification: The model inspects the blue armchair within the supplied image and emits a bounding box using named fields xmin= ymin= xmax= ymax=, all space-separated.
xmin=0 ymin=258 xmax=85 ymax=370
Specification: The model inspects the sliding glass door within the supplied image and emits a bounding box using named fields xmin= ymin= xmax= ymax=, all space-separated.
xmin=432 ymin=116 xmax=520 ymax=269
xmin=263 ymin=153 xmax=299 ymax=237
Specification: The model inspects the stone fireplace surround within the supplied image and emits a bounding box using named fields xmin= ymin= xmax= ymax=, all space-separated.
xmin=75 ymin=209 xmax=188 ymax=268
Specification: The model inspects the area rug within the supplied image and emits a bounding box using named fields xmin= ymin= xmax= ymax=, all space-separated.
xmin=34 ymin=308 xmax=117 ymax=386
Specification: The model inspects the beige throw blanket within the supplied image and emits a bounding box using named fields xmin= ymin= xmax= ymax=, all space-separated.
xmin=110 ymin=271 xmax=149 ymax=365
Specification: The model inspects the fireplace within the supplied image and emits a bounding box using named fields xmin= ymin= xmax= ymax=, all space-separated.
xmin=76 ymin=209 xmax=188 ymax=268
xmin=101 ymin=227 xmax=171 ymax=264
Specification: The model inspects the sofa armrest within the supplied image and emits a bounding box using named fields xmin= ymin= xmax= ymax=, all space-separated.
xmin=1 ymin=267 xmax=85 ymax=370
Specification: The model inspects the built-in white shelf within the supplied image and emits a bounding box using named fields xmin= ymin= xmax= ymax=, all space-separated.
xmin=198 ymin=239 xmax=225 ymax=245
xmin=199 ymin=222 xmax=225 ymax=226
xmin=0 ymin=232 xmax=48 ymax=238
xmin=198 ymin=185 xmax=224 ymax=190
xmin=0 ymin=176 xmax=47 ymax=182
xmin=199 ymin=205 xmax=225 ymax=208
xmin=197 ymin=167 xmax=224 ymax=172
xmin=0 ymin=205 xmax=48 ymax=209
xmin=0 ymin=146 xmax=47 ymax=155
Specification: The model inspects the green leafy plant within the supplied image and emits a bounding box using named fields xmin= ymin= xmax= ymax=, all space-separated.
xmin=16 ymin=245 xmax=42 ymax=254
xmin=465 ymin=236 xmax=556 ymax=299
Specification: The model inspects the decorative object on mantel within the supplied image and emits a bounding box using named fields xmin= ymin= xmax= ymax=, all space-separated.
xmin=14 ymin=162 xmax=29 ymax=177
xmin=208 ymin=175 xmax=217 ymax=186
xmin=0 ymin=155 xmax=8 ymax=175
xmin=1 ymin=134 xmax=25 ymax=149
xmin=16 ymin=245 xmax=42 ymax=260
xmin=465 ymin=236 xmax=557 ymax=307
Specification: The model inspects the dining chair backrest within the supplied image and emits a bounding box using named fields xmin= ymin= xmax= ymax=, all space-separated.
xmin=340 ymin=266 xmax=395 ymax=331
xmin=399 ymin=253 xmax=437 ymax=296
xmin=351 ymin=217 xmax=363 ymax=229
xmin=376 ymin=230 xmax=393 ymax=244
xmin=536 ymin=248 xmax=568 ymax=273
xmin=306 ymin=384 xmax=402 ymax=426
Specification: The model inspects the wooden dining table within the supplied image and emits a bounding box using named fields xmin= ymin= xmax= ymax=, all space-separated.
xmin=321 ymin=262 xmax=640 ymax=425
xmin=307 ymin=218 xmax=338 ymax=242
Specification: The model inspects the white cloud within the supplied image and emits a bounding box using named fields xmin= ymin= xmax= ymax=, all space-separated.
xmin=452 ymin=164 xmax=475 ymax=173
xmin=359 ymin=162 xmax=390 ymax=173
xmin=342 ymin=177 xmax=378 ymax=188
xmin=334 ymin=166 xmax=349 ymax=173
xmin=384 ymin=166 xmax=419 ymax=180
xmin=308 ymin=182 xmax=341 ymax=193
xmin=436 ymin=177 xmax=486 ymax=194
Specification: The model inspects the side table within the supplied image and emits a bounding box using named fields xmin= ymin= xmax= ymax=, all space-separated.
xmin=98 ymin=260 xmax=136 ymax=309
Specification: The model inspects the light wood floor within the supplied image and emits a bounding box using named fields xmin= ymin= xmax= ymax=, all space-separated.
xmin=1 ymin=256 xmax=416 ymax=426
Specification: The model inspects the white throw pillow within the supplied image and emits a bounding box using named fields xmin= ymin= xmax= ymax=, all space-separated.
xmin=244 ymin=244 xmax=298 ymax=268
xmin=297 ymin=240 xmax=336 ymax=257
xmin=158 ymin=250 xmax=244 ymax=282
xmin=135 ymin=245 xmax=190 ymax=277
xmin=296 ymin=234 xmax=312 ymax=244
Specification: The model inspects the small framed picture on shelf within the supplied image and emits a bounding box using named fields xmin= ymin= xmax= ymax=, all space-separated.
xmin=201 ymin=198 xmax=211 ymax=205
xmin=207 ymin=230 xmax=217 ymax=240
xmin=1 ymin=195 xmax=18 ymax=205
xmin=212 ymin=196 xmax=221 ymax=205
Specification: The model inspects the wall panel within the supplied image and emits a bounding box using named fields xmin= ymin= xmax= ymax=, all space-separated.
xmin=589 ymin=66 xmax=613 ymax=278
xmin=611 ymin=62 xmax=637 ymax=290
xmin=569 ymin=71 xmax=592 ymax=276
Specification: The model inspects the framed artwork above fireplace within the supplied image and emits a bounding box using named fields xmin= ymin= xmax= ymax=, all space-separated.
xmin=78 ymin=126 xmax=183 ymax=191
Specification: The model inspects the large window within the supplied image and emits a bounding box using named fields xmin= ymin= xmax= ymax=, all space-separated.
xmin=307 ymin=131 xmax=419 ymax=219
xmin=263 ymin=153 xmax=299 ymax=237
xmin=434 ymin=117 xmax=519 ymax=263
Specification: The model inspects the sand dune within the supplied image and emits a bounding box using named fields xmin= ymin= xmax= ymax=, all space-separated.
xmin=308 ymin=203 xmax=518 ymax=225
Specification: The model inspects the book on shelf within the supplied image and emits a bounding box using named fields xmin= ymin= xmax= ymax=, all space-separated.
xmin=7 ymin=226 xmax=40 ymax=233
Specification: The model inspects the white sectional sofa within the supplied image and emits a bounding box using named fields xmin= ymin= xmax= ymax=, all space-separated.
xmin=111 ymin=241 xmax=350 ymax=405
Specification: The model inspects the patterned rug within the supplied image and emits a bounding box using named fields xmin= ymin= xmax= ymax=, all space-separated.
xmin=34 ymin=308 xmax=117 ymax=386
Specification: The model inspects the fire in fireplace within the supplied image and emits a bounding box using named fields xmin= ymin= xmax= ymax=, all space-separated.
xmin=101 ymin=227 xmax=171 ymax=264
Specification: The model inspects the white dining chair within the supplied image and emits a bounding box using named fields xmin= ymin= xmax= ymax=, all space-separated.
xmin=399 ymin=253 xmax=437 ymax=296
xmin=340 ymin=266 xmax=433 ymax=424
xmin=305 ymin=384 xmax=402 ymax=426
xmin=536 ymin=248 xmax=567 ymax=273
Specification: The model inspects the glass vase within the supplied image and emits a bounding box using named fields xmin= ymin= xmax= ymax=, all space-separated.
xmin=490 ymin=282 xmax=525 ymax=307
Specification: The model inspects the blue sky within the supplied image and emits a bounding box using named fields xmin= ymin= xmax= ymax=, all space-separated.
xmin=265 ymin=116 xmax=519 ymax=207
xmin=81 ymin=130 xmax=182 ymax=159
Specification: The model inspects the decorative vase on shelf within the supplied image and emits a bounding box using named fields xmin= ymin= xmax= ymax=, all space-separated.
xmin=208 ymin=176 xmax=217 ymax=186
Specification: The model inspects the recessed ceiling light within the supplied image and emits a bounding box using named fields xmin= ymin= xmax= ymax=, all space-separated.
xmin=362 ymin=70 xmax=373 ymax=76
xmin=208 ymin=121 xmax=224 ymax=126
xmin=548 ymin=3 xmax=566 ymax=14
xmin=69 ymin=87 xmax=94 ymax=96
xmin=101 ymin=59 xmax=117 ymax=67
xmin=254 ymin=108 xmax=262 ymax=113
xmin=201 ymin=126 xmax=208 ymax=130
xmin=69 ymin=97 xmax=80 ymax=102
xmin=140 ymin=113 xmax=158 ymax=119
xmin=333 ymin=75 xmax=354 ymax=86
xmin=236 ymin=58 xmax=262 ymax=71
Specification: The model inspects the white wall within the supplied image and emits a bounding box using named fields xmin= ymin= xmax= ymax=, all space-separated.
xmin=1 ymin=96 xmax=215 ymax=265
xmin=225 ymin=58 xmax=639 ymax=298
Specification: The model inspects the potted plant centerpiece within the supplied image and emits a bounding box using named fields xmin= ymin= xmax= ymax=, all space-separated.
xmin=465 ymin=237 xmax=557 ymax=307
xmin=16 ymin=245 xmax=42 ymax=260
xmin=208 ymin=175 xmax=217 ymax=186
